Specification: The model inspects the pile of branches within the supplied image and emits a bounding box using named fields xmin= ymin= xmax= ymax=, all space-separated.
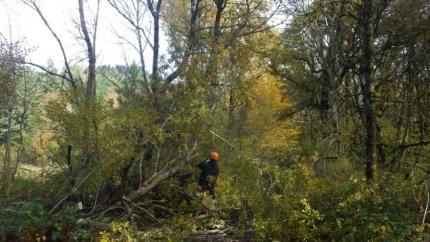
xmin=49 ymin=142 xmax=199 ymax=228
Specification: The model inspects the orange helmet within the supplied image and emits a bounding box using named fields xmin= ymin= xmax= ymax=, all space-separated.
xmin=210 ymin=151 xmax=220 ymax=161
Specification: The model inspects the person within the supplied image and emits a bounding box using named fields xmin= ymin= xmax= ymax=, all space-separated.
xmin=197 ymin=151 xmax=220 ymax=198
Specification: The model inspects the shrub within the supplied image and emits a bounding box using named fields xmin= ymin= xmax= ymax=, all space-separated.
xmin=0 ymin=200 xmax=78 ymax=241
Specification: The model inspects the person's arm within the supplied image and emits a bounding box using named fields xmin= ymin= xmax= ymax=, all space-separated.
xmin=213 ymin=163 xmax=219 ymax=176
xmin=197 ymin=161 xmax=206 ymax=170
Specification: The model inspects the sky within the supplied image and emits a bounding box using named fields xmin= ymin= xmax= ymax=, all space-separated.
xmin=0 ymin=1 xmax=285 ymax=70
xmin=0 ymin=0 xmax=167 ymax=69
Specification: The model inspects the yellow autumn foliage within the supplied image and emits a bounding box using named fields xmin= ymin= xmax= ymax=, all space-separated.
xmin=247 ymin=74 xmax=300 ymax=159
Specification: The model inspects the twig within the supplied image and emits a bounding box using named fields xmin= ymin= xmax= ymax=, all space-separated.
xmin=79 ymin=186 xmax=101 ymax=217
xmin=48 ymin=172 xmax=92 ymax=215
xmin=93 ymin=206 xmax=124 ymax=221
xmin=122 ymin=196 xmax=159 ymax=221
xmin=377 ymin=141 xmax=430 ymax=149
xmin=423 ymin=180 xmax=430 ymax=225
xmin=24 ymin=62 xmax=70 ymax=82
xmin=21 ymin=0 xmax=76 ymax=88
xmin=147 ymin=203 xmax=178 ymax=216
xmin=126 ymin=141 xmax=198 ymax=201
xmin=401 ymin=161 xmax=430 ymax=175
xmin=209 ymin=130 xmax=254 ymax=162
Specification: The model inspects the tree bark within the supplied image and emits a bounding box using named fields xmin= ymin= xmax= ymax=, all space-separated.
xmin=361 ymin=0 xmax=375 ymax=182
xmin=147 ymin=0 xmax=163 ymax=81
xmin=332 ymin=90 xmax=341 ymax=155
xmin=206 ymin=0 xmax=226 ymax=80
xmin=127 ymin=143 xmax=198 ymax=201
xmin=152 ymin=13 xmax=160 ymax=80
xmin=78 ymin=0 xmax=96 ymax=97
xmin=320 ymin=69 xmax=330 ymax=139
xmin=77 ymin=0 xmax=100 ymax=202
xmin=136 ymin=27 xmax=149 ymax=89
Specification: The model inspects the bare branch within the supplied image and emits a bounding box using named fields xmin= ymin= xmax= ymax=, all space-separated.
xmin=107 ymin=0 xmax=154 ymax=48
xmin=165 ymin=0 xmax=202 ymax=83
xmin=423 ymin=180 xmax=429 ymax=225
xmin=21 ymin=0 xmax=76 ymax=88
xmin=24 ymin=61 xmax=71 ymax=83
xmin=48 ymin=172 xmax=92 ymax=215
xmin=127 ymin=141 xmax=198 ymax=201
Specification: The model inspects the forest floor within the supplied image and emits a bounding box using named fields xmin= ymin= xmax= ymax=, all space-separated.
xmin=168 ymin=227 xmax=256 ymax=241
xmin=16 ymin=164 xmax=43 ymax=177
xmin=182 ymin=220 xmax=256 ymax=241
xmin=185 ymin=233 xmax=251 ymax=241
xmin=16 ymin=163 xmax=60 ymax=178
xmin=12 ymin=163 xmax=257 ymax=241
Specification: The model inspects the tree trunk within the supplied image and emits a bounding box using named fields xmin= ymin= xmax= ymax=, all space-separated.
xmin=207 ymin=0 xmax=226 ymax=80
xmin=361 ymin=0 xmax=375 ymax=182
xmin=332 ymin=90 xmax=341 ymax=155
xmin=127 ymin=144 xmax=198 ymax=201
xmin=2 ymin=108 xmax=13 ymax=194
xmin=136 ymin=27 xmax=149 ymax=90
xmin=152 ymin=14 xmax=160 ymax=80
xmin=78 ymin=0 xmax=100 ymax=203
xmin=228 ymin=87 xmax=235 ymax=129
xmin=165 ymin=0 xmax=201 ymax=84
xmin=375 ymin=123 xmax=385 ymax=165
xmin=147 ymin=0 xmax=162 ymax=81
xmin=320 ymin=69 xmax=330 ymax=139
xmin=78 ymin=0 xmax=96 ymax=98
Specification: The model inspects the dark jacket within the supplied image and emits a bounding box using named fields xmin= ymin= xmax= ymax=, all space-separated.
xmin=197 ymin=159 xmax=219 ymax=196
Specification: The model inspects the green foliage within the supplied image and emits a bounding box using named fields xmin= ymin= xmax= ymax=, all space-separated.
xmin=98 ymin=221 xmax=137 ymax=242
xmin=0 ymin=200 xmax=78 ymax=241
xmin=214 ymin=153 xmax=430 ymax=241
xmin=98 ymin=221 xmax=187 ymax=242
xmin=0 ymin=41 xmax=26 ymax=108
xmin=3 ymin=1 xmax=430 ymax=241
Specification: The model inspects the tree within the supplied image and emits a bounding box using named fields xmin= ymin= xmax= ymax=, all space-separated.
xmin=22 ymin=0 xmax=102 ymax=199
xmin=359 ymin=0 xmax=375 ymax=181
xmin=107 ymin=0 xmax=203 ymax=87
xmin=101 ymin=0 xmax=282 ymax=202
xmin=0 ymin=40 xmax=26 ymax=195
xmin=273 ymin=0 xmax=356 ymax=157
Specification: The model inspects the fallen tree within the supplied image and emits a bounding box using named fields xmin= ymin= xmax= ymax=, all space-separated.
xmin=72 ymin=140 xmax=199 ymax=225
xmin=127 ymin=141 xmax=199 ymax=201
